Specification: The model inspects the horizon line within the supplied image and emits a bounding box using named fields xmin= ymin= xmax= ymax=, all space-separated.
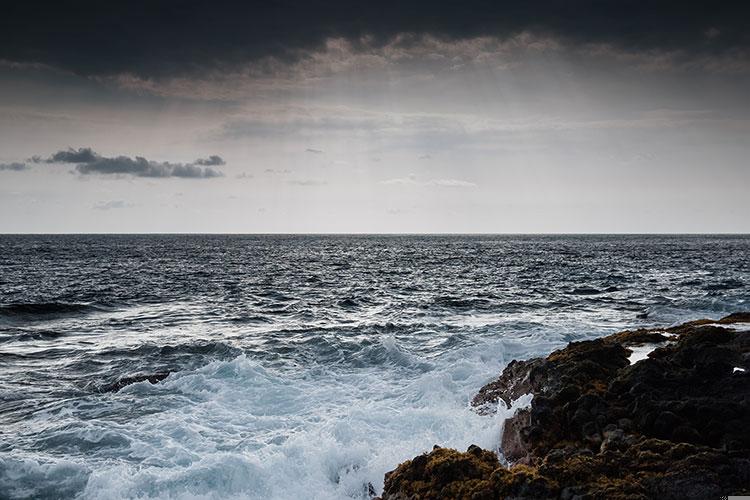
xmin=1 ymin=232 xmax=749 ymax=236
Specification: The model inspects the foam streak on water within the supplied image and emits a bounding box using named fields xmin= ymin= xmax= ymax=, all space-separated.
xmin=0 ymin=235 xmax=748 ymax=499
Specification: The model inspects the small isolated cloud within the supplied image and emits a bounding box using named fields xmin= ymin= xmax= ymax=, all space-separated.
xmin=305 ymin=148 xmax=324 ymax=154
xmin=381 ymin=174 xmax=419 ymax=186
xmin=428 ymin=178 xmax=477 ymax=187
xmin=48 ymin=148 xmax=98 ymax=164
xmin=0 ymin=162 xmax=28 ymax=171
xmin=93 ymin=200 xmax=133 ymax=210
xmin=288 ymin=179 xmax=327 ymax=186
xmin=236 ymin=172 xmax=254 ymax=179
xmin=35 ymin=148 xmax=225 ymax=179
xmin=418 ymin=154 xmax=432 ymax=160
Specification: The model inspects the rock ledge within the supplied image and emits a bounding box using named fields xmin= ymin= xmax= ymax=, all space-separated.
xmin=378 ymin=313 xmax=750 ymax=499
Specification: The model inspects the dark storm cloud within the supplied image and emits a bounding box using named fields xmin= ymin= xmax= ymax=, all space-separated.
xmin=36 ymin=148 xmax=224 ymax=178
xmin=46 ymin=147 xmax=99 ymax=164
xmin=0 ymin=162 xmax=28 ymax=171
xmin=1 ymin=1 xmax=748 ymax=77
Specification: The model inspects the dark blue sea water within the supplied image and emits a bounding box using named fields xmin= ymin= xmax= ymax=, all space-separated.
xmin=1 ymin=235 xmax=748 ymax=499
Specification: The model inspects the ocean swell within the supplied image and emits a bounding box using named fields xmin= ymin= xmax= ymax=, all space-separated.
xmin=2 ymin=334 xmax=548 ymax=499
xmin=0 ymin=302 xmax=111 ymax=320
xmin=0 ymin=234 xmax=748 ymax=499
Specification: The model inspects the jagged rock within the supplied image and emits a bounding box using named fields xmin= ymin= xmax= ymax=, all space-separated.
xmin=501 ymin=408 xmax=532 ymax=464
xmin=471 ymin=358 xmax=543 ymax=412
xmin=378 ymin=445 xmax=558 ymax=500
xmin=379 ymin=313 xmax=750 ymax=499
xmin=98 ymin=372 xmax=170 ymax=392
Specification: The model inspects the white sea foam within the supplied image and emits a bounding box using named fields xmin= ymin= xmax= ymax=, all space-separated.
xmin=626 ymin=343 xmax=666 ymax=364
xmin=3 ymin=333 xmax=565 ymax=499
xmin=696 ymin=322 xmax=750 ymax=332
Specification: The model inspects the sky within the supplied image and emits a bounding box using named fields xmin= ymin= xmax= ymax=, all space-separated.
xmin=1 ymin=1 xmax=749 ymax=233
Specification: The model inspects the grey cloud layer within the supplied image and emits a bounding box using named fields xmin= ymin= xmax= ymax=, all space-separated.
xmin=221 ymin=108 xmax=743 ymax=142
xmin=1 ymin=1 xmax=748 ymax=77
xmin=0 ymin=162 xmax=28 ymax=171
xmin=36 ymin=148 xmax=224 ymax=178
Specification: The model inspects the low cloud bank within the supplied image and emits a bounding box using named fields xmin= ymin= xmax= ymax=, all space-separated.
xmin=0 ymin=162 xmax=28 ymax=171
xmin=34 ymin=148 xmax=225 ymax=178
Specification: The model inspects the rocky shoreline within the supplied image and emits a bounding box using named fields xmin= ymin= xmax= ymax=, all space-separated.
xmin=377 ymin=313 xmax=750 ymax=499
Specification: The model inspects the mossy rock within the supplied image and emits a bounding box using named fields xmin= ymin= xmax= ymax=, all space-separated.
xmin=381 ymin=314 xmax=750 ymax=500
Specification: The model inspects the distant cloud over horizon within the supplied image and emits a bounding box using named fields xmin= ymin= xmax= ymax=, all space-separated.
xmin=380 ymin=175 xmax=477 ymax=188
xmin=32 ymin=148 xmax=225 ymax=179
xmin=288 ymin=179 xmax=327 ymax=187
xmin=93 ymin=200 xmax=134 ymax=210
xmin=0 ymin=162 xmax=28 ymax=171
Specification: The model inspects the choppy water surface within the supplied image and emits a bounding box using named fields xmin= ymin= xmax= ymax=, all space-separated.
xmin=1 ymin=235 xmax=748 ymax=499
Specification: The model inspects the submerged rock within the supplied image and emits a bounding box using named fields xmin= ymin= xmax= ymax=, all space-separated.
xmin=379 ymin=313 xmax=750 ymax=499
xmin=98 ymin=372 xmax=170 ymax=393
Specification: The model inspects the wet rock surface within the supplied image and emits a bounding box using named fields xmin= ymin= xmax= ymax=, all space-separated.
xmin=379 ymin=314 xmax=750 ymax=499
xmin=98 ymin=372 xmax=170 ymax=393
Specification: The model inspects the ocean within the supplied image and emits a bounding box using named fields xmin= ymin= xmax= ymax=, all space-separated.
xmin=0 ymin=234 xmax=748 ymax=499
